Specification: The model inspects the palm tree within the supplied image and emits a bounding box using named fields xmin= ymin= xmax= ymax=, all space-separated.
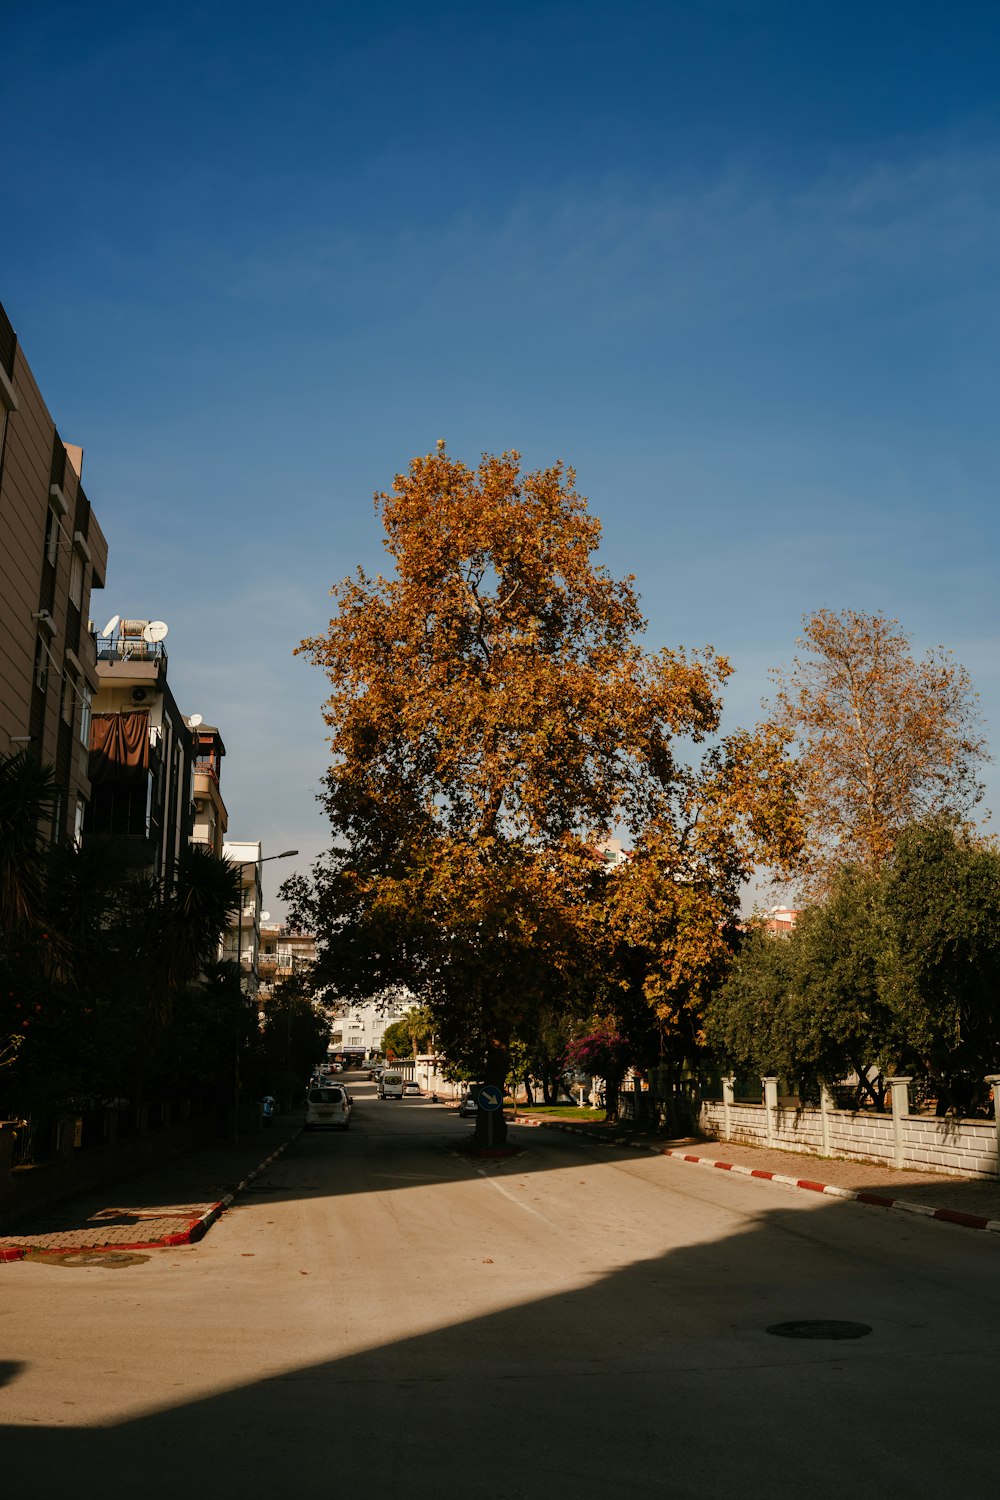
xmin=0 ymin=750 xmax=57 ymax=943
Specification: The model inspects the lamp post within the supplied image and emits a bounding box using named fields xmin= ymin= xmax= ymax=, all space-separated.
xmin=231 ymin=848 xmax=298 ymax=1142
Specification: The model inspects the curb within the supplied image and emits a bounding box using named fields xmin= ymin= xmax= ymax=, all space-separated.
xmin=0 ymin=1127 xmax=303 ymax=1262
xmin=518 ymin=1119 xmax=1000 ymax=1236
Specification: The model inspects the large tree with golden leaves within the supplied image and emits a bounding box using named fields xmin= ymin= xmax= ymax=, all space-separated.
xmin=766 ymin=609 xmax=988 ymax=891
xmin=287 ymin=445 xmax=800 ymax=1142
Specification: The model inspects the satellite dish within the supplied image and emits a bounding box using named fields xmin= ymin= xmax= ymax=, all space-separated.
xmin=143 ymin=620 xmax=169 ymax=643
xmin=261 ymin=911 xmax=271 ymax=922
xmin=101 ymin=614 xmax=120 ymax=638
xmin=188 ymin=713 xmax=203 ymax=728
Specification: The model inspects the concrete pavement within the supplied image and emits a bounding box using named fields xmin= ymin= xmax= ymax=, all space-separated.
xmin=512 ymin=1111 xmax=1000 ymax=1229
xmin=4 ymin=1095 xmax=1000 ymax=1262
xmin=0 ymin=1115 xmax=302 ymax=1260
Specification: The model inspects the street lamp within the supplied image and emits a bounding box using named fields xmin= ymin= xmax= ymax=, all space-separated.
xmin=231 ymin=848 xmax=299 ymax=1141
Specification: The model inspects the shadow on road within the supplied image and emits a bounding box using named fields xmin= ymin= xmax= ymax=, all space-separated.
xmin=2 ymin=1182 xmax=998 ymax=1498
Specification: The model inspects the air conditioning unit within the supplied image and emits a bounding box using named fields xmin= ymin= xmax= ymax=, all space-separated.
xmin=131 ymin=686 xmax=153 ymax=704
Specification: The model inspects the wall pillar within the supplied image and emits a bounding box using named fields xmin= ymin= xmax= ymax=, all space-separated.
xmin=762 ymin=1076 xmax=779 ymax=1147
xmin=985 ymin=1075 xmax=1000 ymax=1178
xmin=56 ymin=1116 xmax=81 ymax=1161
xmin=722 ymin=1076 xmax=735 ymax=1141
xmin=886 ymin=1076 xmax=912 ymax=1168
xmin=0 ymin=1122 xmax=14 ymax=1207
xmin=820 ymin=1084 xmax=834 ymax=1156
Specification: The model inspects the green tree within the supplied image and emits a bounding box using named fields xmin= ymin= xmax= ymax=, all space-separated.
xmin=287 ymin=445 xmax=800 ymax=1145
xmin=257 ymin=971 xmax=330 ymax=1103
xmin=708 ymin=819 xmax=1000 ymax=1116
xmin=382 ymin=1005 xmax=434 ymax=1059
xmin=707 ymin=868 xmax=888 ymax=1106
xmin=882 ymin=818 xmax=1000 ymax=1114
xmin=0 ymin=809 xmax=242 ymax=1118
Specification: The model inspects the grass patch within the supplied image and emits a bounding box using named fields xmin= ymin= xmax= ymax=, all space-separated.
xmin=516 ymin=1105 xmax=606 ymax=1121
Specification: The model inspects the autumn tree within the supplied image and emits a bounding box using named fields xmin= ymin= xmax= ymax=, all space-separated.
xmin=766 ymin=609 xmax=988 ymax=890
xmin=286 ymin=444 xmax=800 ymax=1145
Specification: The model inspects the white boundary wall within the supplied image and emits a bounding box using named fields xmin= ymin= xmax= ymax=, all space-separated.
xmin=700 ymin=1074 xmax=1000 ymax=1180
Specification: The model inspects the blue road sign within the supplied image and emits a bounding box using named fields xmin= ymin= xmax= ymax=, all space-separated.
xmin=478 ymin=1084 xmax=503 ymax=1112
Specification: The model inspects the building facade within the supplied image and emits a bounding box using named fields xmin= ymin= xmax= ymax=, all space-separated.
xmin=190 ymin=723 xmax=229 ymax=857
xmin=222 ymin=840 xmax=262 ymax=998
xmin=329 ymin=991 xmax=415 ymax=1060
xmin=257 ymin=923 xmax=317 ymax=1007
xmin=0 ymin=299 xmax=109 ymax=843
xmin=85 ymin=620 xmax=195 ymax=879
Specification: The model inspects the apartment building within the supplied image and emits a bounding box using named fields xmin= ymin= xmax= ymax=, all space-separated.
xmin=223 ymin=840 xmax=263 ymax=998
xmin=257 ymin=923 xmax=317 ymax=1006
xmin=85 ymin=620 xmax=195 ymax=878
xmin=329 ymin=991 xmax=415 ymax=1060
xmin=190 ymin=722 xmax=229 ymax=857
xmin=0 ymin=299 xmax=109 ymax=842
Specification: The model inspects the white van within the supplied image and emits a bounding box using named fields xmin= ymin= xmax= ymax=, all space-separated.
xmin=305 ymin=1083 xmax=352 ymax=1131
xmin=378 ymin=1071 xmax=404 ymax=1099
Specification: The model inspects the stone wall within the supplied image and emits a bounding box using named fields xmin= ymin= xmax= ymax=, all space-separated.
xmin=699 ymin=1074 xmax=1000 ymax=1181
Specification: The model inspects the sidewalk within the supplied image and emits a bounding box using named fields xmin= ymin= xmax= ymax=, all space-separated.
xmin=0 ymin=1115 xmax=302 ymax=1262
xmin=512 ymin=1114 xmax=1000 ymax=1232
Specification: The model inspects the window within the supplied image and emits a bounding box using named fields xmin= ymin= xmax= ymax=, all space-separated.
xmin=78 ymin=682 xmax=92 ymax=747
xmin=68 ymin=549 xmax=85 ymax=609
xmin=61 ymin=673 xmax=75 ymax=727
xmin=33 ymin=637 xmax=48 ymax=694
xmin=44 ymin=509 xmax=60 ymax=568
xmin=73 ymin=799 xmax=86 ymax=847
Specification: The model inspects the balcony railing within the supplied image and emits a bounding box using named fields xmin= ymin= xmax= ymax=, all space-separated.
xmin=95 ymin=637 xmax=167 ymax=664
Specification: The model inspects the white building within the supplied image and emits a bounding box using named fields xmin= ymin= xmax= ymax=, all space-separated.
xmin=329 ymin=990 xmax=416 ymax=1060
xmin=222 ymin=839 xmax=262 ymax=995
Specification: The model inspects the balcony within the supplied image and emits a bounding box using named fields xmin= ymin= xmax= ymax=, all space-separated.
xmin=258 ymin=952 xmax=294 ymax=979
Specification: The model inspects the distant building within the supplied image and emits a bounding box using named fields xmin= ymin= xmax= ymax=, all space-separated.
xmin=329 ymin=991 xmax=415 ymax=1059
xmin=190 ymin=723 xmax=229 ymax=857
xmin=222 ymin=840 xmax=262 ymax=997
xmin=761 ymin=905 xmax=798 ymax=936
xmin=257 ymin=923 xmax=317 ymax=1007
xmin=84 ymin=619 xmax=195 ymax=879
xmin=0 ymin=299 xmax=109 ymax=843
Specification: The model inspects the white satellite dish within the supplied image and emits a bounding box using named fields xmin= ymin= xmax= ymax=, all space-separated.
xmin=143 ymin=620 xmax=169 ymax=643
xmin=188 ymin=713 xmax=203 ymax=728
xmin=100 ymin=614 xmax=120 ymax=638
xmin=261 ymin=911 xmax=271 ymax=922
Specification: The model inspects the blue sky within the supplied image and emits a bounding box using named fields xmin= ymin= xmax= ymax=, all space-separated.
xmin=5 ymin=1 xmax=1000 ymax=912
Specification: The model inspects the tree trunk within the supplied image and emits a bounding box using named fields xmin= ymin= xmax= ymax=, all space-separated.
xmin=604 ymin=1072 xmax=621 ymax=1124
xmin=473 ymin=1039 xmax=509 ymax=1148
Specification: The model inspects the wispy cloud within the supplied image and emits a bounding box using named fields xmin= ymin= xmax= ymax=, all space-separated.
xmin=210 ymin=133 xmax=1000 ymax=335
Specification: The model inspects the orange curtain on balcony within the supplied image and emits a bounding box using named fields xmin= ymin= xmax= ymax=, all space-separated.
xmin=88 ymin=711 xmax=150 ymax=785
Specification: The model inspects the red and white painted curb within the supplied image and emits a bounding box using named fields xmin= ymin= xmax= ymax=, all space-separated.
xmin=0 ymin=1128 xmax=303 ymax=1262
xmin=514 ymin=1119 xmax=1000 ymax=1235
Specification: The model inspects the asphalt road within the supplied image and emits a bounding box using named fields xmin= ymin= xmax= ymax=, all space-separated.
xmin=3 ymin=1078 xmax=998 ymax=1498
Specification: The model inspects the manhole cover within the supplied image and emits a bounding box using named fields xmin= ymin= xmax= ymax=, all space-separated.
xmin=767 ymin=1320 xmax=872 ymax=1340
xmin=32 ymin=1250 xmax=150 ymax=1269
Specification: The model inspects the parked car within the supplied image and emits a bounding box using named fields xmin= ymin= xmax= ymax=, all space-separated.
xmin=305 ymin=1084 xmax=352 ymax=1131
xmin=402 ymin=1081 xmax=421 ymax=1096
xmin=458 ymin=1087 xmax=482 ymax=1117
xmin=378 ymin=1071 xmax=404 ymax=1099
